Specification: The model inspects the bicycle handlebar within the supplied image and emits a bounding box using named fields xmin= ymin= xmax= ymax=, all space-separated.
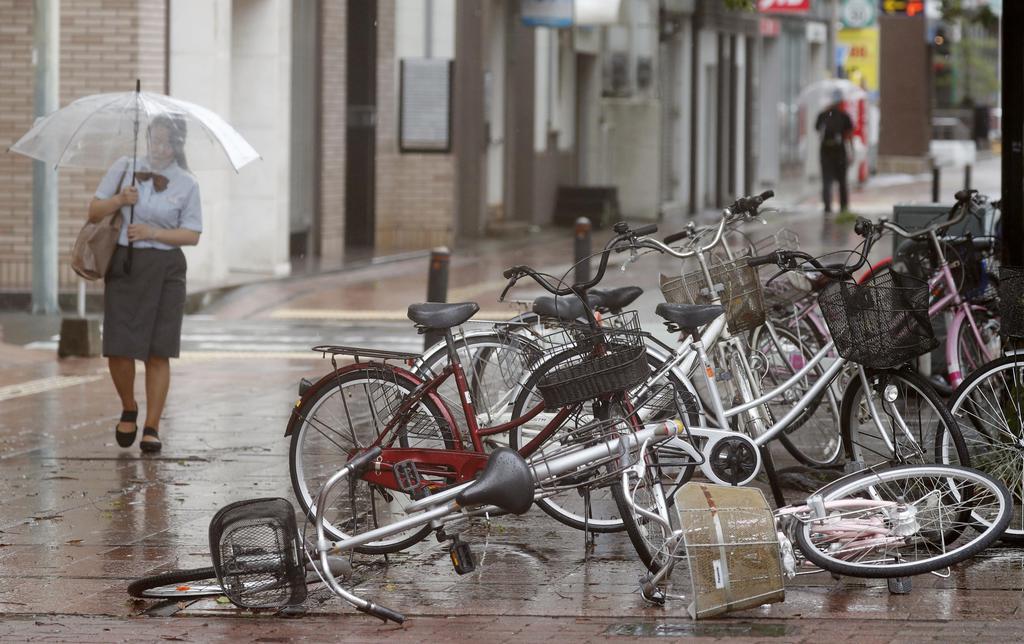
xmin=500 ymin=222 xmax=658 ymax=299
xmin=869 ymin=189 xmax=978 ymax=241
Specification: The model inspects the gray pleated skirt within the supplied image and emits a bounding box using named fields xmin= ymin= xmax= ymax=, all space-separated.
xmin=103 ymin=246 xmax=187 ymax=360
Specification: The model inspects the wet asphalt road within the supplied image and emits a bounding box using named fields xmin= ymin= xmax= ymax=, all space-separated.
xmin=4 ymin=180 xmax=1024 ymax=641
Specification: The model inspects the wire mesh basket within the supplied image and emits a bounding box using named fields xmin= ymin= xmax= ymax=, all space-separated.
xmin=674 ymin=483 xmax=785 ymax=619
xmin=660 ymin=259 xmax=767 ymax=333
xmin=536 ymin=311 xmax=649 ymax=410
xmin=999 ymin=266 xmax=1024 ymax=339
xmin=817 ymin=271 xmax=937 ymax=370
xmin=751 ymin=228 xmax=800 ymax=256
xmin=762 ymin=272 xmax=815 ymax=310
xmin=208 ymin=498 xmax=307 ymax=608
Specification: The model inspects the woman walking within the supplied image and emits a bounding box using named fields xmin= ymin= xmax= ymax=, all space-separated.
xmin=87 ymin=114 xmax=202 ymax=453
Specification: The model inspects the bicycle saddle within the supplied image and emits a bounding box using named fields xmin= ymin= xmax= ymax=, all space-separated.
xmin=589 ymin=286 xmax=643 ymax=313
xmin=655 ymin=303 xmax=724 ymax=332
xmin=407 ymin=302 xmax=480 ymax=329
xmin=454 ymin=447 xmax=533 ymax=515
xmin=532 ymin=295 xmax=589 ymax=321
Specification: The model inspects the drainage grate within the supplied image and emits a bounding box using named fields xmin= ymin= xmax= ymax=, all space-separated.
xmin=605 ymin=622 xmax=797 ymax=638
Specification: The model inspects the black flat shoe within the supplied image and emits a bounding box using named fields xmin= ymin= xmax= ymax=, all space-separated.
xmin=116 ymin=410 xmax=138 ymax=448
xmin=140 ymin=426 xmax=162 ymax=453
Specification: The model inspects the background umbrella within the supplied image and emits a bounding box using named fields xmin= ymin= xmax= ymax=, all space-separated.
xmin=9 ymin=80 xmax=260 ymax=271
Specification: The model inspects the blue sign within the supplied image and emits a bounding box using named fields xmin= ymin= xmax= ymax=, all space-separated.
xmin=521 ymin=0 xmax=573 ymax=28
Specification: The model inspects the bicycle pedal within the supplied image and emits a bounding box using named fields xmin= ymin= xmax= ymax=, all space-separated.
xmin=393 ymin=459 xmax=429 ymax=498
xmin=449 ymin=538 xmax=476 ymax=575
xmin=887 ymin=576 xmax=912 ymax=595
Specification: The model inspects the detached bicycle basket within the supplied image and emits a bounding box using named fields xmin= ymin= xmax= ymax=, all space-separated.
xmin=660 ymin=258 xmax=767 ymax=333
xmin=999 ymin=266 xmax=1024 ymax=339
xmin=208 ymin=497 xmax=307 ymax=608
xmin=817 ymin=271 xmax=937 ymax=370
xmin=536 ymin=311 xmax=649 ymax=410
xmin=675 ymin=483 xmax=785 ymax=619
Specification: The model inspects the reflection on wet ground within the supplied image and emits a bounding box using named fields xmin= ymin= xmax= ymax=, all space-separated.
xmin=1 ymin=209 xmax=1023 ymax=640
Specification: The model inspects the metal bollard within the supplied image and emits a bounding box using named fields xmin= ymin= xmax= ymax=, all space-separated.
xmin=932 ymin=165 xmax=941 ymax=203
xmin=964 ymin=164 xmax=972 ymax=191
xmin=424 ymin=247 xmax=450 ymax=351
xmin=574 ymin=217 xmax=592 ymax=286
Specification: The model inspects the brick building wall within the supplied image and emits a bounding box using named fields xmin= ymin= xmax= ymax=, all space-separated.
xmin=0 ymin=0 xmax=166 ymax=292
xmin=374 ymin=0 xmax=455 ymax=252
xmin=318 ymin=0 xmax=346 ymax=261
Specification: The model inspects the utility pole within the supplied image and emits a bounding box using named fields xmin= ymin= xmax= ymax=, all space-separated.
xmin=31 ymin=0 xmax=59 ymax=314
xmin=1002 ymin=0 xmax=1023 ymax=267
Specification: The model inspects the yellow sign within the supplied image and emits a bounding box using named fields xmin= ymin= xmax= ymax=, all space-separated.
xmin=838 ymin=28 xmax=879 ymax=93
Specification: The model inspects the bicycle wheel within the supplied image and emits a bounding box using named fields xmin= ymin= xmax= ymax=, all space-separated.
xmin=509 ymin=351 xmax=628 ymax=533
xmin=794 ymin=464 xmax=1011 ymax=578
xmin=953 ymin=306 xmax=1001 ymax=382
xmin=612 ymin=439 xmax=680 ymax=574
xmin=415 ymin=330 xmax=542 ymax=439
xmin=947 ymin=354 xmax=1024 ymax=543
xmin=289 ymin=365 xmax=455 ymax=553
xmin=749 ymin=323 xmax=843 ymax=466
xmin=128 ymin=567 xmax=222 ymax=599
xmin=840 ymin=367 xmax=969 ymax=468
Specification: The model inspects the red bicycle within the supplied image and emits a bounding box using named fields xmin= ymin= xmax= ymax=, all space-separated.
xmin=285 ymin=223 xmax=657 ymax=553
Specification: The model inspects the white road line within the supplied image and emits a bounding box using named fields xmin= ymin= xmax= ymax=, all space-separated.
xmin=0 ymin=375 xmax=104 ymax=402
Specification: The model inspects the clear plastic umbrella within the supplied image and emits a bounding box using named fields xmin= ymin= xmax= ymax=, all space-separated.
xmin=9 ymin=81 xmax=259 ymax=273
xmin=9 ymin=82 xmax=260 ymax=171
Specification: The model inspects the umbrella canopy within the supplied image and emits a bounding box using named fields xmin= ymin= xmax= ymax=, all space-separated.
xmin=9 ymin=90 xmax=260 ymax=172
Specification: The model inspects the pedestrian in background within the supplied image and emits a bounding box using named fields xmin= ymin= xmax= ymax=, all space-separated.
xmin=815 ymin=89 xmax=854 ymax=214
xmin=87 ymin=114 xmax=202 ymax=453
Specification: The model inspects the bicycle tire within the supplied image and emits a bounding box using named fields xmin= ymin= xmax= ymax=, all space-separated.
xmin=612 ymin=444 xmax=678 ymax=574
xmin=794 ymin=464 xmax=1011 ymax=578
xmin=947 ymin=354 xmax=1024 ymax=543
xmin=952 ymin=305 xmax=1001 ymax=384
xmin=128 ymin=566 xmax=222 ymax=599
xmin=289 ymin=365 xmax=455 ymax=553
xmin=748 ymin=324 xmax=843 ymax=467
xmin=509 ymin=350 xmax=627 ymax=533
xmin=840 ymin=367 xmax=969 ymax=468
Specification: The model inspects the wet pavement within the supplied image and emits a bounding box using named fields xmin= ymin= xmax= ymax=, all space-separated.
xmin=3 ymin=167 xmax=1021 ymax=642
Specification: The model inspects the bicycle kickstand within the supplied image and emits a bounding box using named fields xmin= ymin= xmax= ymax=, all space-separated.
xmin=583 ymin=488 xmax=596 ymax=558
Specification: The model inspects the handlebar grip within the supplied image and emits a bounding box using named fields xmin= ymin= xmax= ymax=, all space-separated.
xmin=345 ymin=447 xmax=382 ymax=476
xmin=747 ymin=253 xmax=779 ymax=268
xmin=954 ymin=189 xmax=977 ymax=203
xmin=502 ymin=268 xmax=517 ymax=279
xmin=853 ymin=217 xmax=873 ymax=237
xmin=632 ymin=223 xmax=658 ymax=237
xmin=759 ymin=190 xmax=775 ymax=201
xmin=663 ymin=229 xmax=690 ymax=245
xmin=357 ymin=603 xmax=406 ymax=624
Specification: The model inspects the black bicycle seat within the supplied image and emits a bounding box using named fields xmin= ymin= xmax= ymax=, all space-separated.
xmin=454 ymin=448 xmax=533 ymax=515
xmin=407 ymin=302 xmax=480 ymax=329
xmin=589 ymin=286 xmax=643 ymax=313
xmin=532 ymin=296 xmax=588 ymax=321
xmin=655 ymin=303 xmax=724 ymax=331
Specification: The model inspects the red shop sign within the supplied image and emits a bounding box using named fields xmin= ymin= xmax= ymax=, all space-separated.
xmin=759 ymin=0 xmax=811 ymax=13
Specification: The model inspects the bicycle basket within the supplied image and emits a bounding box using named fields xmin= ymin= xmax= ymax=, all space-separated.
xmin=762 ymin=272 xmax=814 ymax=310
xmin=675 ymin=483 xmax=785 ymax=619
xmin=751 ymin=228 xmax=799 ymax=256
xmin=817 ymin=271 xmax=937 ymax=370
xmin=999 ymin=266 xmax=1024 ymax=339
xmin=208 ymin=497 xmax=307 ymax=608
xmin=660 ymin=258 xmax=766 ymax=333
xmin=535 ymin=311 xmax=649 ymax=410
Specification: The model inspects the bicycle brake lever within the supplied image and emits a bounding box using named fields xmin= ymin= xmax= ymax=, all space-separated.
xmin=621 ymin=248 xmax=639 ymax=272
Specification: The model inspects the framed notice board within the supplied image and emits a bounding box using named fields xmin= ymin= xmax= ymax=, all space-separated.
xmin=399 ymin=58 xmax=453 ymax=153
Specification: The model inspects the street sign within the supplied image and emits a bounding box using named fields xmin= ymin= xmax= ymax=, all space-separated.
xmin=758 ymin=0 xmax=810 ymax=13
xmin=841 ymin=0 xmax=876 ymax=28
xmin=879 ymin=0 xmax=925 ymax=17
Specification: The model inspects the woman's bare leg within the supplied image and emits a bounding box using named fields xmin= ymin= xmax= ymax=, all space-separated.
xmin=142 ymin=356 xmax=170 ymax=444
xmin=109 ymin=356 xmax=137 ymax=435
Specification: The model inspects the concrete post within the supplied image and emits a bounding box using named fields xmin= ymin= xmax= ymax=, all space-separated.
xmin=31 ymin=0 xmax=59 ymax=315
xmin=964 ymin=164 xmax=972 ymax=191
xmin=931 ymin=165 xmax=940 ymax=203
xmin=574 ymin=217 xmax=592 ymax=286
xmin=424 ymin=247 xmax=450 ymax=350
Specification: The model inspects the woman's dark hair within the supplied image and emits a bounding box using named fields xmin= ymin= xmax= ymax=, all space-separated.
xmin=148 ymin=114 xmax=189 ymax=170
